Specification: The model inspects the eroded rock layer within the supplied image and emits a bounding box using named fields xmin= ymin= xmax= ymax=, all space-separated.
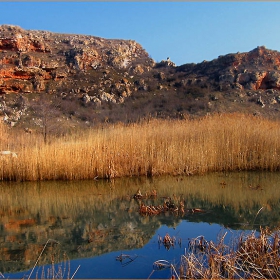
xmin=1 ymin=25 xmax=280 ymax=130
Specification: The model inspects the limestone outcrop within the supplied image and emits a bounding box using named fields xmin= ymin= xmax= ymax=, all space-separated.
xmin=0 ymin=25 xmax=154 ymax=96
xmin=1 ymin=25 xmax=280 ymax=129
xmin=177 ymin=46 xmax=280 ymax=92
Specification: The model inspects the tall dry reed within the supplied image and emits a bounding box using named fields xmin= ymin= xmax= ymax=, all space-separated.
xmin=1 ymin=113 xmax=280 ymax=181
xmin=175 ymin=227 xmax=280 ymax=279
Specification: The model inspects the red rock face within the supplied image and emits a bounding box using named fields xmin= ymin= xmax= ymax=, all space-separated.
xmin=0 ymin=36 xmax=50 ymax=53
xmin=0 ymin=25 xmax=154 ymax=97
xmin=0 ymin=38 xmax=18 ymax=51
xmin=1 ymin=25 xmax=280 ymax=125
xmin=4 ymin=218 xmax=36 ymax=231
xmin=178 ymin=45 xmax=280 ymax=92
xmin=1 ymin=25 xmax=280 ymax=97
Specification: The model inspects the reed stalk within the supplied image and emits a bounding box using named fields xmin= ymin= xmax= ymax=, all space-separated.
xmin=163 ymin=227 xmax=280 ymax=279
xmin=1 ymin=113 xmax=280 ymax=181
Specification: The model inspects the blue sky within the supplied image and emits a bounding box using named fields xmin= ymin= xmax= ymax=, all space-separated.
xmin=1 ymin=2 xmax=280 ymax=66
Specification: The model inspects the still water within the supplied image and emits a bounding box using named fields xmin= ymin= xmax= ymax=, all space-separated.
xmin=1 ymin=171 xmax=280 ymax=279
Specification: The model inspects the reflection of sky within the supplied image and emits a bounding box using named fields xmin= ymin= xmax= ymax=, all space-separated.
xmin=2 ymin=171 xmax=279 ymax=279
xmin=62 ymin=221 xmax=224 ymax=279
xmin=5 ymin=221 xmax=241 ymax=279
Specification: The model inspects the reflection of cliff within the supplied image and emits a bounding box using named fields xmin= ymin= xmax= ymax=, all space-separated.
xmin=0 ymin=179 xmax=161 ymax=273
xmin=1 ymin=171 xmax=280 ymax=273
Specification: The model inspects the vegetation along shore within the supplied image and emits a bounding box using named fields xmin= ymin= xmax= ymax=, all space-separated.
xmin=1 ymin=113 xmax=280 ymax=181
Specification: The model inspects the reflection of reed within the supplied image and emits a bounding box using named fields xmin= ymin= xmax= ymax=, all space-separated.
xmin=1 ymin=171 xmax=280 ymax=221
xmin=1 ymin=172 xmax=280 ymax=273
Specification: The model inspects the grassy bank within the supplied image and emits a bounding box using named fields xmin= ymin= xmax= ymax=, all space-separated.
xmin=1 ymin=113 xmax=280 ymax=181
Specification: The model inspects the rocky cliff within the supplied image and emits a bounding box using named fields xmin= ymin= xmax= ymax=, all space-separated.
xmin=1 ymin=25 xmax=280 ymax=132
xmin=0 ymin=24 xmax=154 ymax=94
xmin=177 ymin=45 xmax=280 ymax=91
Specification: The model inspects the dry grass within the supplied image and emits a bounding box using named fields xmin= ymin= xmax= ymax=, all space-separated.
xmin=171 ymin=227 xmax=280 ymax=279
xmin=26 ymin=239 xmax=79 ymax=280
xmin=1 ymin=113 xmax=280 ymax=181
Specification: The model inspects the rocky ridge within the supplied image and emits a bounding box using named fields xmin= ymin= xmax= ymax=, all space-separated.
xmin=0 ymin=25 xmax=154 ymax=95
xmin=1 ymin=25 xmax=280 ymax=132
xmin=177 ymin=45 xmax=280 ymax=91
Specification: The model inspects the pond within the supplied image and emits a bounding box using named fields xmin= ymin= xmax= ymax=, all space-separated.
xmin=1 ymin=171 xmax=280 ymax=279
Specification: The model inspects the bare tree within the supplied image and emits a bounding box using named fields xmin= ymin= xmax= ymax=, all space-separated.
xmin=31 ymin=94 xmax=62 ymax=144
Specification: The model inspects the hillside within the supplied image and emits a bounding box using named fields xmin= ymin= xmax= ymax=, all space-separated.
xmin=1 ymin=25 xmax=280 ymax=134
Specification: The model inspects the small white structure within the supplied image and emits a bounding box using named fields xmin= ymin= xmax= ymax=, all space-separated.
xmin=0 ymin=150 xmax=18 ymax=158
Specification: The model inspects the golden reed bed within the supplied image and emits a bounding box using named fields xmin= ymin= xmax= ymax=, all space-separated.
xmin=1 ymin=113 xmax=280 ymax=181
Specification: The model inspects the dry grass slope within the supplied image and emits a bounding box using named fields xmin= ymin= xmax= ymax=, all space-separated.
xmin=0 ymin=113 xmax=280 ymax=181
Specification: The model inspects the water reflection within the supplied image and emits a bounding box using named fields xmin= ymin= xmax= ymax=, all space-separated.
xmin=1 ymin=171 xmax=280 ymax=277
